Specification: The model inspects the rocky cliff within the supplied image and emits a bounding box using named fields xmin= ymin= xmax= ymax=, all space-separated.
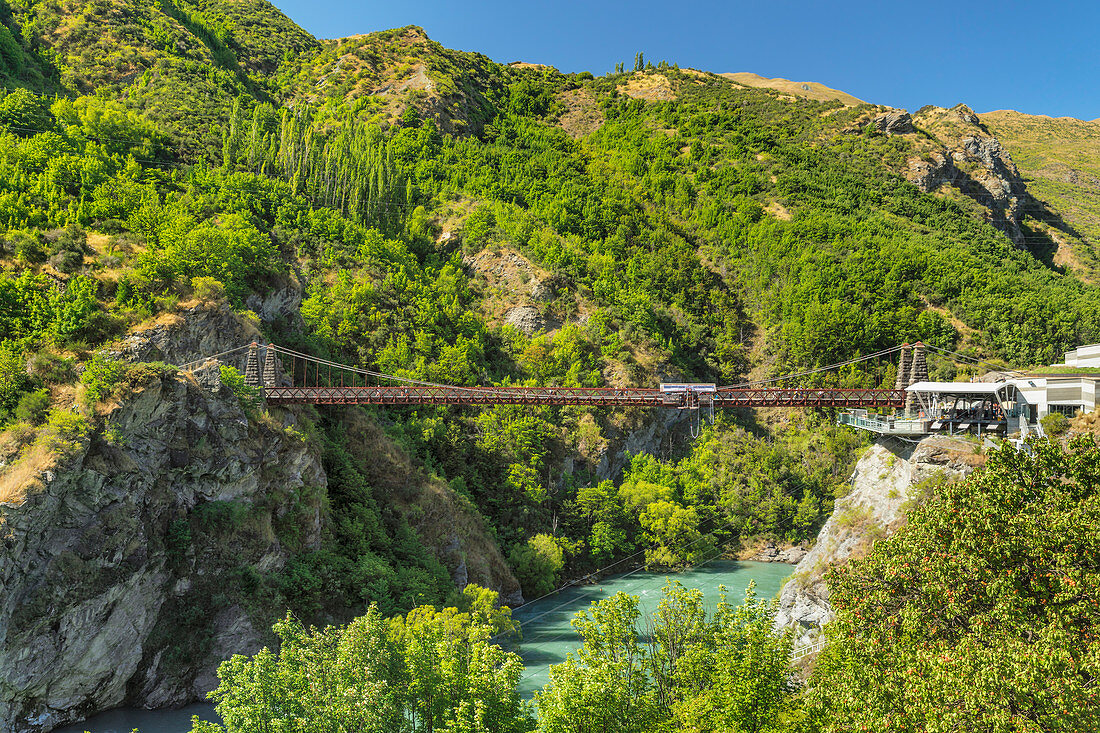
xmin=0 ymin=369 xmax=325 ymax=733
xmin=867 ymin=104 xmax=1032 ymax=247
xmin=0 ymin=303 xmax=522 ymax=733
xmin=776 ymin=436 xmax=984 ymax=647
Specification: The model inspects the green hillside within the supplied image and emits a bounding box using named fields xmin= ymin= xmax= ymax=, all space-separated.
xmin=0 ymin=6 xmax=1099 ymax=729
xmin=0 ymin=9 xmax=1097 ymax=591
xmin=982 ymin=109 xmax=1100 ymax=281
xmin=0 ymin=0 xmax=316 ymax=154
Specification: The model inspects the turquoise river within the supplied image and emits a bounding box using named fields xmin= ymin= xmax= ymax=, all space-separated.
xmin=56 ymin=560 xmax=794 ymax=733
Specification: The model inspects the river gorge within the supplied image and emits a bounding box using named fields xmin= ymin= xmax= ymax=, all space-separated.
xmin=55 ymin=560 xmax=795 ymax=733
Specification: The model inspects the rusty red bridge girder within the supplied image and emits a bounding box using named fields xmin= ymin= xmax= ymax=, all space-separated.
xmin=217 ymin=341 xmax=910 ymax=411
xmin=262 ymin=385 xmax=907 ymax=409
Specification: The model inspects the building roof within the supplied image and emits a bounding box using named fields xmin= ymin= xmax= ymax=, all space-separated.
xmin=906 ymin=381 xmax=1008 ymax=395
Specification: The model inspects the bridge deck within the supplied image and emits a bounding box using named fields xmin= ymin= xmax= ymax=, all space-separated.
xmin=262 ymin=386 xmax=907 ymax=408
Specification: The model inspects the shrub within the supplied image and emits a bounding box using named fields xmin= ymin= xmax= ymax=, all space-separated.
xmin=191 ymin=276 xmax=226 ymax=301
xmin=165 ymin=517 xmax=192 ymax=568
xmin=0 ymin=343 xmax=27 ymax=413
xmin=38 ymin=409 xmax=89 ymax=454
xmin=219 ymin=365 xmax=261 ymax=408
xmin=48 ymin=250 xmax=84 ymax=273
xmin=1040 ymin=411 xmax=1069 ymax=437
xmin=15 ymin=389 xmax=50 ymax=425
xmin=5 ymin=230 xmax=45 ymax=264
xmin=43 ymin=224 xmax=87 ymax=256
xmin=26 ymin=351 xmax=76 ymax=384
xmin=193 ymin=500 xmax=250 ymax=535
xmin=508 ymin=533 xmax=564 ymax=597
xmin=124 ymin=361 xmax=176 ymax=387
xmin=80 ymin=355 xmax=128 ymax=404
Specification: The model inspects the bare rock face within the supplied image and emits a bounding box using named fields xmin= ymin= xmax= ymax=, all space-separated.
xmin=776 ymin=437 xmax=983 ymax=647
xmin=243 ymin=280 xmax=303 ymax=326
xmin=110 ymin=303 xmax=261 ymax=366
xmin=503 ymin=305 xmax=547 ymax=336
xmin=907 ymin=104 xmax=1031 ymax=247
xmin=0 ymin=374 xmax=326 ymax=733
xmin=750 ymin=542 xmax=808 ymax=563
xmin=594 ymin=408 xmax=690 ymax=483
xmin=867 ymin=110 xmax=915 ymax=135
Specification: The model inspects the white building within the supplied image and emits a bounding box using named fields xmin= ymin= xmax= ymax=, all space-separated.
xmin=839 ymin=343 xmax=1100 ymax=438
xmin=1013 ymin=374 xmax=1099 ymax=420
xmin=1060 ymin=344 xmax=1100 ymax=368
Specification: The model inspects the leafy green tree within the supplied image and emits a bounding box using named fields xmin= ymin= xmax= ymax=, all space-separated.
xmin=639 ymin=500 xmax=713 ymax=568
xmin=536 ymin=582 xmax=798 ymax=733
xmin=79 ymin=354 xmax=127 ymax=404
xmin=0 ymin=88 xmax=52 ymax=133
xmin=50 ymin=275 xmax=103 ymax=342
xmin=806 ymin=437 xmax=1100 ymax=732
xmin=665 ymin=583 xmax=798 ymax=733
xmin=535 ymin=592 xmax=662 ymax=733
xmin=194 ymin=586 xmax=533 ymax=733
xmin=0 ymin=341 xmax=27 ymax=415
xmin=509 ymin=534 xmax=564 ymax=598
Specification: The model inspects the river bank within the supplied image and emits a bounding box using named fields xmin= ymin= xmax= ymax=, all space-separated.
xmin=54 ymin=560 xmax=794 ymax=732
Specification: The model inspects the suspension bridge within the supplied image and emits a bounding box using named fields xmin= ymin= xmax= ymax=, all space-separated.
xmin=180 ymin=341 xmax=938 ymax=413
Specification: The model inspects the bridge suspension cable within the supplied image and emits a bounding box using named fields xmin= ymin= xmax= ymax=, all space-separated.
xmin=180 ymin=341 xmax=910 ymax=410
xmin=721 ymin=343 xmax=906 ymax=388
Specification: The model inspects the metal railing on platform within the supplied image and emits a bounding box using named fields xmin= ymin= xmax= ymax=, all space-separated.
xmin=837 ymin=412 xmax=931 ymax=435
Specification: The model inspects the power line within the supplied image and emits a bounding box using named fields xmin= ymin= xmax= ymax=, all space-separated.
xmin=720 ymin=344 xmax=905 ymax=389
xmin=510 ymin=502 xmax=812 ymax=687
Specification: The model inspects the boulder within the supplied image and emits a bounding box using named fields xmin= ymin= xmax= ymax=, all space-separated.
xmin=867 ymin=110 xmax=915 ymax=136
xmin=503 ymin=305 xmax=546 ymax=336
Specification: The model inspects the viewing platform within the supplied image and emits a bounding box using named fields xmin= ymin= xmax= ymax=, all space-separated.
xmin=838 ymin=380 xmax=1021 ymax=438
xmin=837 ymin=410 xmax=931 ymax=436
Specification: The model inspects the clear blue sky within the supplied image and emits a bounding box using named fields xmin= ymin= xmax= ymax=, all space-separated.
xmin=270 ymin=0 xmax=1100 ymax=121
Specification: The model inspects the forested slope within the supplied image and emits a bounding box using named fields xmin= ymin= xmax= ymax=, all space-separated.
xmin=0 ymin=0 xmax=1097 ymax=654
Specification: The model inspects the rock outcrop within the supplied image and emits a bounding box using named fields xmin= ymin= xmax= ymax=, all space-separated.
xmin=776 ymin=437 xmax=984 ymax=646
xmin=906 ymin=105 xmax=1031 ymax=247
xmin=0 ymin=372 xmax=325 ymax=733
xmin=0 ymin=304 xmax=523 ymax=733
xmin=594 ymin=408 xmax=690 ymax=483
xmin=750 ymin=542 xmax=808 ymax=564
xmin=503 ymin=305 xmax=549 ymax=336
xmin=867 ymin=110 xmax=915 ymax=136
xmin=110 ymin=302 xmax=261 ymax=366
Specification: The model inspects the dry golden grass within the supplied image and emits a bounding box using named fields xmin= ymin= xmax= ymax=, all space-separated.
xmin=132 ymin=310 xmax=185 ymax=332
xmin=558 ymin=88 xmax=602 ymax=139
xmin=619 ymin=73 xmax=675 ymax=102
xmin=765 ymin=202 xmax=792 ymax=221
xmin=1070 ymin=408 xmax=1100 ymax=436
xmin=720 ymin=72 xmax=864 ymax=106
xmin=506 ymin=62 xmax=552 ymax=71
xmin=0 ymin=444 xmax=54 ymax=505
xmin=980 ymin=110 xmax=1100 ymax=280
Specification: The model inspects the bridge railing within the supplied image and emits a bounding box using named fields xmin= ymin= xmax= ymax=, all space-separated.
xmin=837 ymin=411 xmax=930 ymax=435
xmin=185 ymin=343 xmax=911 ymax=411
xmin=715 ymin=388 xmax=907 ymax=408
xmin=791 ymin=638 xmax=828 ymax=660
